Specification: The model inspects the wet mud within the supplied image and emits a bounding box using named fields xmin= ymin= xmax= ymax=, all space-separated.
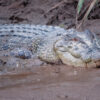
xmin=0 ymin=65 xmax=100 ymax=100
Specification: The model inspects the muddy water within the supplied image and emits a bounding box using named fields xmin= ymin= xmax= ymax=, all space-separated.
xmin=0 ymin=64 xmax=100 ymax=100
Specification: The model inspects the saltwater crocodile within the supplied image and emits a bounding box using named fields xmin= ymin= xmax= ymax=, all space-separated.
xmin=0 ymin=24 xmax=100 ymax=67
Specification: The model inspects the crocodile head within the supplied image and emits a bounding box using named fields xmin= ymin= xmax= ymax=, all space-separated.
xmin=37 ymin=28 xmax=100 ymax=68
xmin=54 ymin=33 xmax=100 ymax=68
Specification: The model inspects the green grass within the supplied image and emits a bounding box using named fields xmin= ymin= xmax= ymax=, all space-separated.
xmin=77 ymin=0 xmax=84 ymax=14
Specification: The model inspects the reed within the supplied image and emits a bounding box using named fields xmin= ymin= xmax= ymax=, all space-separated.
xmin=76 ymin=0 xmax=98 ymax=29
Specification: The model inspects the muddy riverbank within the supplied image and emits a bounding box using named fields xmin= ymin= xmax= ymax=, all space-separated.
xmin=0 ymin=0 xmax=100 ymax=100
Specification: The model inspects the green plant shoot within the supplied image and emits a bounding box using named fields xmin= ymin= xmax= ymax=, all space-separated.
xmin=77 ymin=0 xmax=84 ymax=14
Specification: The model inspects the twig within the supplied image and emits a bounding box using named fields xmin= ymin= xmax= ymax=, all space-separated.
xmin=76 ymin=0 xmax=98 ymax=29
xmin=78 ymin=1 xmax=91 ymax=20
xmin=45 ymin=0 xmax=72 ymax=14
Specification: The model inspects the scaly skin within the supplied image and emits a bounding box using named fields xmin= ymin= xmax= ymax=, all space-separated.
xmin=0 ymin=24 xmax=100 ymax=67
xmin=0 ymin=24 xmax=66 ymax=62
xmin=55 ymin=29 xmax=100 ymax=67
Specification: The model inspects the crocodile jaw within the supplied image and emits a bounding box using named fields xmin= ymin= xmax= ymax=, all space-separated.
xmin=54 ymin=39 xmax=100 ymax=68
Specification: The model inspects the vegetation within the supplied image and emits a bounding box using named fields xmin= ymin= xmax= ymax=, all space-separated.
xmin=76 ymin=0 xmax=98 ymax=29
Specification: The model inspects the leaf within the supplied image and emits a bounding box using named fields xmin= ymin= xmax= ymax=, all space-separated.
xmin=77 ymin=0 xmax=84 ymax=14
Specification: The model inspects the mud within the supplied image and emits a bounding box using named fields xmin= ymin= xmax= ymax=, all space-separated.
xmin=0 ymin=0 xmax=100 ymax=100
xmin=0 ymin=65 xmax=100 ymax=100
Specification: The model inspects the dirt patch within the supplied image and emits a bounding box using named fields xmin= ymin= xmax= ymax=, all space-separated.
xmin=0 ymin=0 xmax=100 ymax=30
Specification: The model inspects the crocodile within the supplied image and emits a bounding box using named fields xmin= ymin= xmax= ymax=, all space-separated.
xmin=0 ymin=24 xmax=100 ymax=67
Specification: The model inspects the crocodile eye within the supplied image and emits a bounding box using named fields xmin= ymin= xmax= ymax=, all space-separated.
xmin=71 ymin=38 xmax=79 ymax=41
